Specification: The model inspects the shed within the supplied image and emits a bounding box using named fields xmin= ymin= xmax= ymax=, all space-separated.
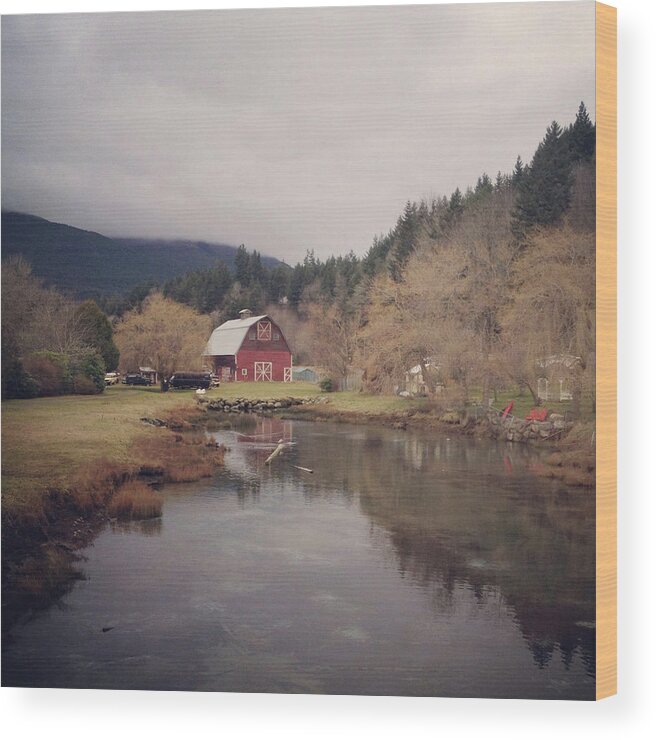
xmin=292 ymin=366 xmax=320 ymax=383
xmin=203 ymin=309 xmax=293 ymax=382
xmin=139 ymin=366 xmax=158 ymax=384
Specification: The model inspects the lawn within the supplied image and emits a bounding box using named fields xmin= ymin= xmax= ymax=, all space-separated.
xmin=323 ymin=391 xmax=427 ymax=416
xmin=1 ymin=382 xmax=320 ymax=508
xmin=482 ymin=389 xmax=573 ymax=420
xmin=2 ymin=386 xmax=195 ymax=505
xmin=2 ymin=380 xmax=575 ymax=513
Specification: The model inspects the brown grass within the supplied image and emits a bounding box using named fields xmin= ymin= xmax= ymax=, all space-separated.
xmin=132 ymin=431 xmax=225 ymax=483
xmin=108 ymin=481 xmax=163 ymax=521
xmin=67 ymin=459 xmax=137 ymax=513
xmin=11 ymin=544 xmax=82 ymax=597
xmin=537 ymin=428 xmax=596 ymax=487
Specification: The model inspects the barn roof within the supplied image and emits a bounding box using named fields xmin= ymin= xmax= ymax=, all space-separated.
xmin=203 ymin=314 xmax=268 ymax=357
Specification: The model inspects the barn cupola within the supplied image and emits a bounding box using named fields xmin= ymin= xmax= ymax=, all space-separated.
xmin=238 ymin=308 xmax=252 ymax=320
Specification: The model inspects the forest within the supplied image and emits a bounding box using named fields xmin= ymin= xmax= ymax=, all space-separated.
xmin=2 ymin=103 xmax=596 ymax=417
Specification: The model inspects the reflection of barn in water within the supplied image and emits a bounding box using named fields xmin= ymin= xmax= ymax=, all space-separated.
xmin=236 ymin=417 xmax=294 ymax=445
xmin=210 ymin=417 xmax=296 ymax=494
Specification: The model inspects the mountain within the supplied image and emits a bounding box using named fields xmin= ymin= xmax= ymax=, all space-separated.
xmin=1 ymin=212 xmax=284 ymax=299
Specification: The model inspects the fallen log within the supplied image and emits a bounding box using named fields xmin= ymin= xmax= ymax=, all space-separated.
xmin=265 ymin=440 xmax=286 ymax=464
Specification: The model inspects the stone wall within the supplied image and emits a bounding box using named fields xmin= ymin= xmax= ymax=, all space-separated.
xmin=206 ymin=396 xmax=327 ymax=414
xmin=486 ymin=412 xmax=569 ymax=442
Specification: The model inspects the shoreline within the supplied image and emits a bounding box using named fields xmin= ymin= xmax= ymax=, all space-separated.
xmin=2 ymin=386 xmax=594 ymax=634
xmin=1 ymin=404 xmax=225 ymax=635
xmin=274 ymin=401 xmax=595 ymax=487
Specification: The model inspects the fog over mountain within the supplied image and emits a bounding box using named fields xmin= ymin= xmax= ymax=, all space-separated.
xmin=2 ymin=3 xmax=595 ymax=263
xmin=1 ymin=211 xmax=283 ymax=299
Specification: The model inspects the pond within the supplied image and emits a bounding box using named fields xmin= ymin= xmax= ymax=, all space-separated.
xmin=2 ymin=419 xmax=595 ymax=698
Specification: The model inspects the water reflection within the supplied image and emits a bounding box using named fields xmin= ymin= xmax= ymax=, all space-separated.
xmin=109 ymin=518 xmax=163 ymax=537
xmin=214 ymin=418 xmax=596 ymax=683
xmin=3 ymin=418 xmax=595 ymax=698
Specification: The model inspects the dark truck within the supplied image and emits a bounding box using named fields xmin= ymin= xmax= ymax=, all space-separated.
xmin=123 ymin=373 xmax=152 ymax=386
xmin=168 ymin=372 xmax=212 ymax=390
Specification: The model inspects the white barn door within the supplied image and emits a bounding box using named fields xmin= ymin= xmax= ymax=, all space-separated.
xmin=284 ymin=367 xmax=292 ymax=383
xmin=254 ymin=362 xmax=272 ymax=381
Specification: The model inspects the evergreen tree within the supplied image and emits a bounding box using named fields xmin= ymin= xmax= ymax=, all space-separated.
xmin=249 ymin=250 xmax=264 ymax=285
xmin=388 ymin=201 xmax=418 ymax=281
xmin=289 ymin=263 xmax=306 ymax=308
xmin=75 ymin=300 xmax=120 ymax=371
xmin=234 ymin=244 xmax=250 ymax=285
xmin=448 ymin=187 xmax=464 ymax=217
xmin=475 ymin=173 xmax=494 ymax=197
xmin=362 ymin=233 xmax=394 ymax=278
xmin=267 ymin=264 xmax=291 ymax=303
xmin=197 ymin=262 xmax=233 ymax=312
xmin=511 ymin=155 xmax=525 ymax=187
xmin=512 ymin=121 xmax=573 ymax=235
xmin=566 ymin=101 xmax=595 ymax=162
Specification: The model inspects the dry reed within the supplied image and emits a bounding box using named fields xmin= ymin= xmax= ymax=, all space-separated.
xmin=133 ymin=431 xmax=225 ymax=484
xmin=108 ymin=481 xmax=163 ymax=520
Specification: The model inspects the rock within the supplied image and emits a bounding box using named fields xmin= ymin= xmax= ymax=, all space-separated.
xmin=140 ymin=417 xmax=167 ymax=427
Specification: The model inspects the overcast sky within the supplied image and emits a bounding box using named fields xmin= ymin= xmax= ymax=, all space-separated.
xmin=2 ymin=2 xmax=595 ymax=263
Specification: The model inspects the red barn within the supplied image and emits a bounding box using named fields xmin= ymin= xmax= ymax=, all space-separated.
xmin=203 ymin=309 xmax=293 ymax=383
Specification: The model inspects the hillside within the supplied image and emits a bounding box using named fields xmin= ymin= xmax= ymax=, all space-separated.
xmin=1 ymin=212 xmax=283 ymax=299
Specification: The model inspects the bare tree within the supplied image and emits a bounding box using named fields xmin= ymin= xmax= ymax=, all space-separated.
xmin=115 ymin=292 xmax=211 ymax=390
xmin=2 ymin=256 xmax=91 ymax=359
xmin=304 ymin=302 xmax=359 ymax=388
xmin=358 ymin=190 xmax=518 ymax=404
xmin=501 ymin=226 xmax=595 ymax=414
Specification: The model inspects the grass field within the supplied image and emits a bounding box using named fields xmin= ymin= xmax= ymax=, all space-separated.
xmin=1 ymin=382 xmax=320 ymax=508
xmin=320 ymin=391 xmax=427 ymax=415
xmin=2 ymin=380 xmax=574 ymax=514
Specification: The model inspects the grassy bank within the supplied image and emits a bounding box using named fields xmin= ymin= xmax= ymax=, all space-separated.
xmin=2 ymin=384 xmax=230 ymax=628
xmin=2 ymin=380 xmax=592 ymax=629
xmin=3 ymin=385 xmax=200 ymax=509
xmin=3 ymin=381 xmax=590 ymax=512
xmin=3 ymin=389 xmax=228 ymax=517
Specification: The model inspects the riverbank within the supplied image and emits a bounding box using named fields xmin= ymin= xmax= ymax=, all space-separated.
xmin=2 ymin=382 xmax=593 ymax=629
xmin=271 ymin=392 xmax=594 ymax=486
xmin=200 ymin=387 xmax=594 ymax=487
xmin=3 ymin=382 xmax=592 ymax=535
xmin=2 ymin=386 xmax=232 ymax=628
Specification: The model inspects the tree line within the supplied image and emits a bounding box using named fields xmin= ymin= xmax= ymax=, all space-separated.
xmin=2 ymin=102 xmax=596 ymax=412
xmin=2 ymin=257 xmax=119 ymax=397
xmin=296 ymin=102 xmax=596 ymax=415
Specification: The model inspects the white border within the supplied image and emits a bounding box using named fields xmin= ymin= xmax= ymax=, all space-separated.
xmin=2 ymin=1 xmax=655 ymax=738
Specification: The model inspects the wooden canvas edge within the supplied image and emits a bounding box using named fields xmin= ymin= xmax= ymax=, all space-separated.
xmin=595 ymin=0 xmax=617 ymax=701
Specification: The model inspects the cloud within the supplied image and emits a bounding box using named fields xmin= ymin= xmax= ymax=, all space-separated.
xmin=1 ymin=3 xmax=595 ymax=262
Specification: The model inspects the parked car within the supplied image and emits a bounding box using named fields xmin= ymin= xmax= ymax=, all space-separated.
xmin=124 ymin=373 xmax=152 ymax=386
xmin=169 ymin=372 xmax=212 ymax=390
xmin=104 ymin=372 xmax=120 ymax=386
